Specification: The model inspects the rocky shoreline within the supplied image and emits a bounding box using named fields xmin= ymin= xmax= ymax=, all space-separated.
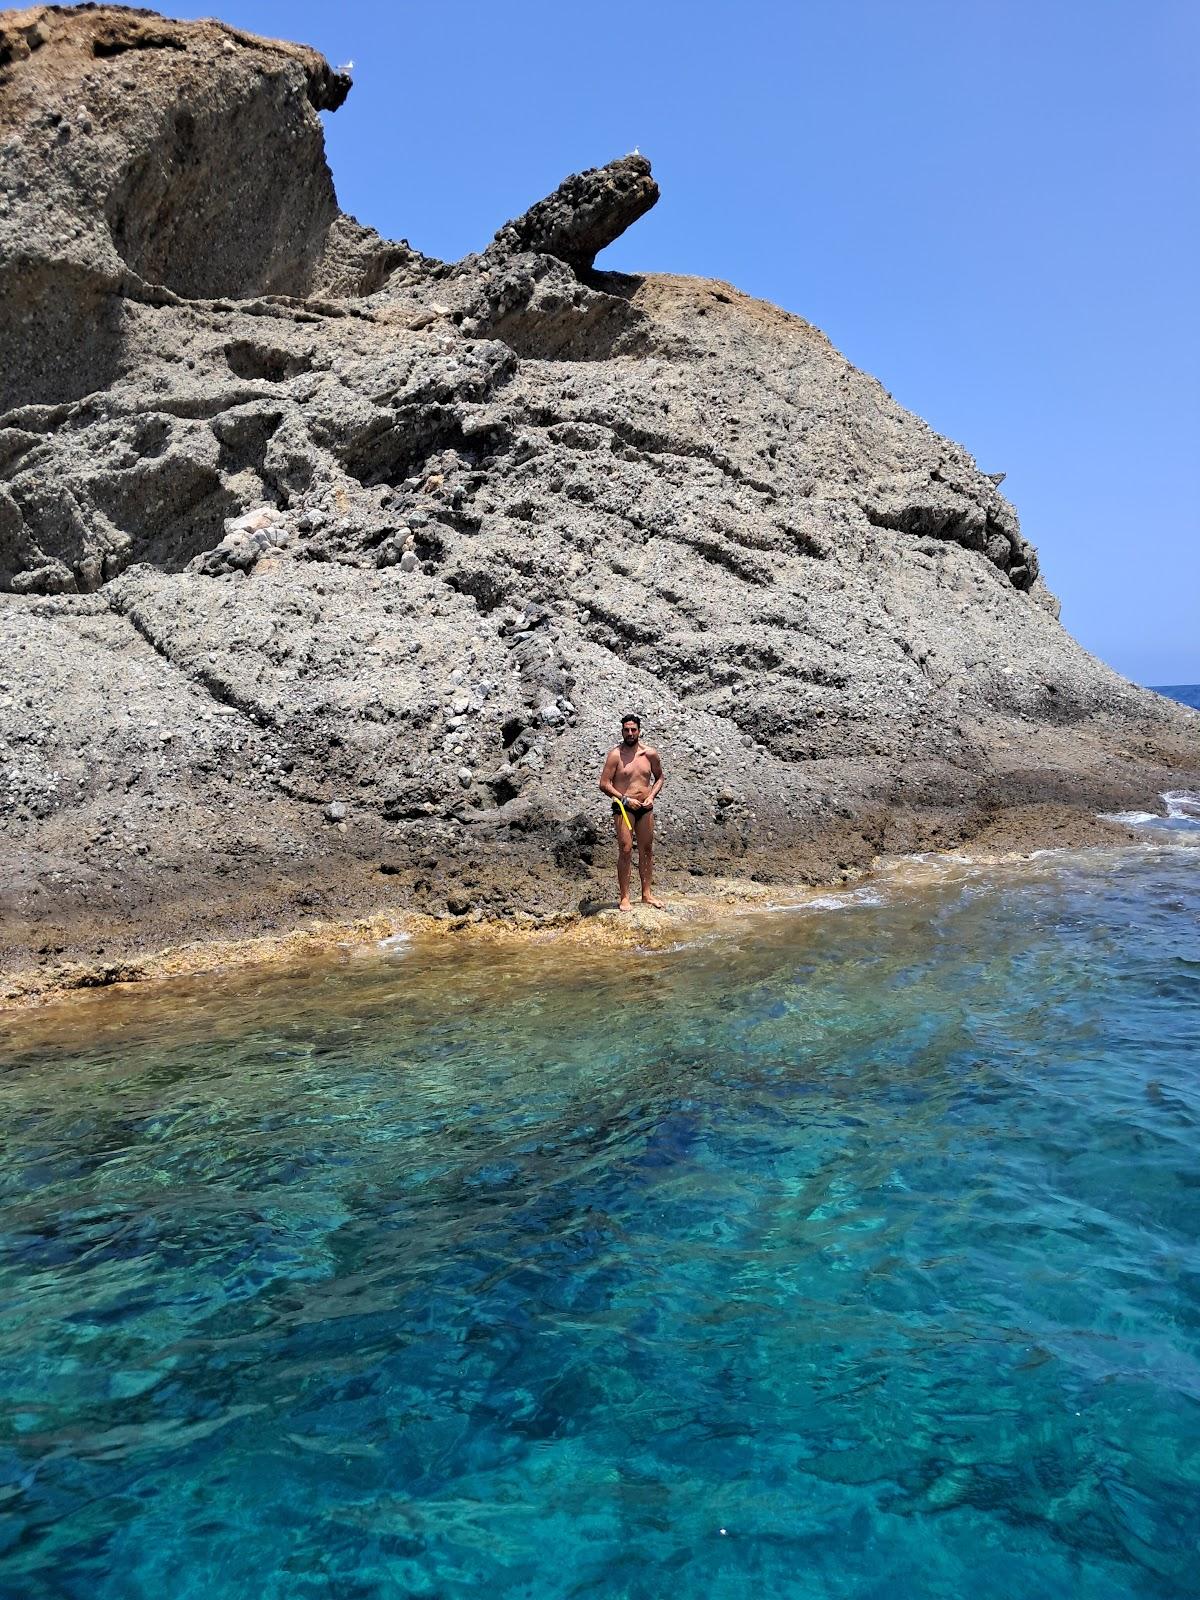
xmin=2 ymin=7 xmax=1198 ymax=1003
xmin=0 ymin=800 xmax=1171 ymax=1013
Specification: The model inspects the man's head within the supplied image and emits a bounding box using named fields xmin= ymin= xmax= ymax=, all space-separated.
xmin=620 ymin=713 xmax=641 ymax=746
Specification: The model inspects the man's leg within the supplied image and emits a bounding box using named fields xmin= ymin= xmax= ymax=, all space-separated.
xmin=634 ymin=809 xmax=662 ymax=906
xmin=614 ymin=811 xmax=634 ymax=910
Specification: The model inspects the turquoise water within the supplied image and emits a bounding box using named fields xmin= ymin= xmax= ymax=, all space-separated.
xmin=2 ymin=828 xmax=1199 ymax=1598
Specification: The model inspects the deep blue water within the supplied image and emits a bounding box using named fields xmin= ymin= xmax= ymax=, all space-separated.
xmin=1152 ymin=683 xmax=1200 ymax=713
xmin=1 ymin=824 xmax=1199 ymax=1598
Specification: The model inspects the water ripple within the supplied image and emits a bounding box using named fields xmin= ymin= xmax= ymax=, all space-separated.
xmin=1 ymin=846 xmax=1198 ymax=1597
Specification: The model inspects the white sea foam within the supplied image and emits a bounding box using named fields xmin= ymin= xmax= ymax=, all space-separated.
xmin=1163 ymin=791 xmax=1200 ymax=821
xmin=377 ymin=931 xmax=413 ymax=949
xmin=634 ymin=937 xmax=713 ymax=956
xmin=768 ymin=886 xmax=888 ymax=914
xmin=1100 ymin=791 xmax=1200 ymax=828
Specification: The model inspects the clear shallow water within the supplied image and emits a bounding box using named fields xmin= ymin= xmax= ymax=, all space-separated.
xmin=2 ymin=833 xmax=1199 ymax=1599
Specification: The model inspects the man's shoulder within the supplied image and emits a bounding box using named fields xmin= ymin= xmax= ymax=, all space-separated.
xmin=640 ymin=743 xmax=660 ymax=759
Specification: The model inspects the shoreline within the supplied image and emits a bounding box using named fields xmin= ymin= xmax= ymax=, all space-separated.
xmin=3 ymin=801 xmax=1182 ymax=1016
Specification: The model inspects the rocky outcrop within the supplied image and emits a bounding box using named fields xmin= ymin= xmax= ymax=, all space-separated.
xmin=489 ymin=155 xmax=660 ymax=270
xmin=1 ymin=5 xmax=1197 ymax=985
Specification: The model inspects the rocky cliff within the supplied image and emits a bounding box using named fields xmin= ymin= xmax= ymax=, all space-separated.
xmin=2 ymin=4 xmax=1197 ymax=991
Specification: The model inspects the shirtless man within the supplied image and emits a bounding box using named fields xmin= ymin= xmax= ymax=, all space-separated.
xmin=598 ymin=714 xmax=665 ymax=911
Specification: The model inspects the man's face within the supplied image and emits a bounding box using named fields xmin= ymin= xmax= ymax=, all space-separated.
xmin=621 ymin=720 xmax=640 ymax=746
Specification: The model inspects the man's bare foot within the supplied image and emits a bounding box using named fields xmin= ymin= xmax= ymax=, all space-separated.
xmin=641 ymin=895 xmax=665 ymax=908
xmin=618 ymin=898 xmax=632 ymax=912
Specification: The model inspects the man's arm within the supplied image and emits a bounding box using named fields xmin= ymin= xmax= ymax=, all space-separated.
xmin=598 ymin=747 xmax=620 ymax=798
xmin=645 ymin=748 xmax=664 ymax=805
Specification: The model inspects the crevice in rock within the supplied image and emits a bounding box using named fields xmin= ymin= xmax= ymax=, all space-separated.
xmin=210 ymin=406 xmax=287 ymax=508
xmin=335 ymin=351 xmax=517 ymax=488
xmin=88 ymin=457 xmax=239 ymax=574
xmin=863 ymin=493 xmax=1036 ymax=592
xmin=606 ymin=418 xmax=777 ymax=497
xmin=673 ymin=532 xmax=772 ymax=586
xmin=92 ymin=32 xmax=185 ymax=58
xmin=119 ymin=390 xmax=274 ymax=422
xmin=478 ymin=282 xmax=648 ymax=362
xmin=444 ymin=566 xmax=510 ymax=614
xmin=776 ymin=520 xmax=829 ymax=560
xmin=864 ymin=500 xmax=981 ymax=546
xmin=339 ymin=407 xmax=472 ymax=489
xmin=0 ymin=16 xmax=46 ymax=69
xmin=488 ymin=772 xmax=523 ymax=807
xmin=578 ymin=598 xmax=645 ymax=654
xmin=105 ymin=591 xmax=263 ymax=725
xmin=224 ymin=341 xmax=314 ymax=382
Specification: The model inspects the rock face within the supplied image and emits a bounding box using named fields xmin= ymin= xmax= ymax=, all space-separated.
xmin=1 ymin=4 xmax=1197 ymax=981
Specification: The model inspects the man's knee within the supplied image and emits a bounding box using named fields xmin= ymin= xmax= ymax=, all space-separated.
xmin=618 ymin=841 xmax=633 ymax=862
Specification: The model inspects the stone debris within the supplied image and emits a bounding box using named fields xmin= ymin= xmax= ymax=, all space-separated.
xmin=192 ymin=506 xmax=291 ymax=575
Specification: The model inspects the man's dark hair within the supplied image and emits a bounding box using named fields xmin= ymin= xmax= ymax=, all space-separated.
xmin=620 ymin=713 xmax=641 ymax=729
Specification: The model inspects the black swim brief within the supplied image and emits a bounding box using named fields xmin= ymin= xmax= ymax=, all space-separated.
xmin=612 ymin=799 xmax=649 ymax=819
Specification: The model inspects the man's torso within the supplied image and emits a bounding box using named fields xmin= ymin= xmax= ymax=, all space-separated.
xmin=611 ymin=744 xmax=656 ymax=803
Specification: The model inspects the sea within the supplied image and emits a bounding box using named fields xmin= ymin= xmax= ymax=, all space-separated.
xmin=0 ymin=688 xmax=1197 ymax=1599
xmin=1152 ymin=683 xmax=1200 ymax=713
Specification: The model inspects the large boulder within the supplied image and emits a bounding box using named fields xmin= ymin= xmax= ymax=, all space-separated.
xmin=0 ymin=4 xmax=1197 ymax=984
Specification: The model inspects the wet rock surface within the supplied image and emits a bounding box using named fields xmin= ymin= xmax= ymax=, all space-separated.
xmin=1 ymin=4 xmax=1198 ymax=989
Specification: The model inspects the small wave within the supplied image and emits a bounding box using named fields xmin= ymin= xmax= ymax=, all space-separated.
xmin=1163 ymin=791 xmax=1200 ymax=821
xmin=377 ymin=931 xmax=413 ymax=950
xmin=768 ymin=886 xmax=888 ymax=914
xmin=634 ymin=937 xmax=714 ymax=956
xmin=1100 ymin=792 xmax=1200 ymax=830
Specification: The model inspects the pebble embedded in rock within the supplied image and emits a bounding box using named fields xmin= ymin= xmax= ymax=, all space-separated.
xmin=324 ymin=801 xmax=348 ymax=823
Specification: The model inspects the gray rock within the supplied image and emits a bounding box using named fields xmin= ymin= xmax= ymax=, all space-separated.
xmin=0 ymin=5 xmax=1196 ymax=984
xmin=489 ymin=154 xmax=659 ymax=272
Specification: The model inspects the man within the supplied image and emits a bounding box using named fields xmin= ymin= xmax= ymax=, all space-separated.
xmin=598 ymin=714 xmax=664 ymax=911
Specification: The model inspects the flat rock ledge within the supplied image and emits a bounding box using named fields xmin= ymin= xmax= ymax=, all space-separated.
xmin=0 ymin=805 xmax=1149 ymax=1013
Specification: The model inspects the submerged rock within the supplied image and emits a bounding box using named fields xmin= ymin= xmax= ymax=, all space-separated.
xmin=0 ymin=3 xmax=1197 ymax=985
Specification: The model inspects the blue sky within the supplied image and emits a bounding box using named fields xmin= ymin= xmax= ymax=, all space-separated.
xmin=146 ymin=1 xmax=1196 ymax=683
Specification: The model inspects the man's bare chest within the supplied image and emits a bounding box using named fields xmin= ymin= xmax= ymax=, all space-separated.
xmin=617 ymin=749 xmax=652 ymax=784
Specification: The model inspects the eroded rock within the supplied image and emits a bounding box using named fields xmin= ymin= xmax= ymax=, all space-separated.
xmin=0 ymin=5 xmax=1197 ymax=983
xmin=489 ymin=153 xmax=660 ymax=271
